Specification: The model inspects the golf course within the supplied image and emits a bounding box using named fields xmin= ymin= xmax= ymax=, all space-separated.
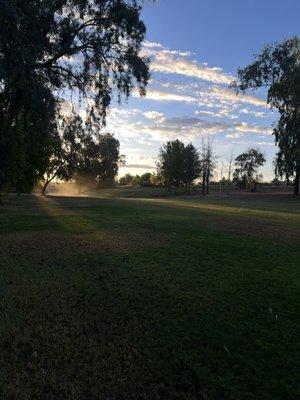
xmin=0 ymin=189 xmax=299 ymax=399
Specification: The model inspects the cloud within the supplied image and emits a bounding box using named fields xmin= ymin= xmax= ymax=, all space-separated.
xmin=135 ymin=79 xmax=268 ymax=121
xmin=143 ymin=111 xmax=165 ymax=121
xmin=210 ymin=86 xmax=266 ymax=107
xmin=233 ymin=122 xmax=272 ymax=134
xmin=133 ymin=88 xmax=197 ymax=103
xmin=143 ymin=41 xmax=164 ymax=49
xmin=196 ymin=108 xmax=239 ymax=120
xmin=143 ymin=42 xmax=232 ymax=84
xmin=125 ymin=163 xmax=156 ymax=169
xmin=234 ymin=140 xmax=274 ymax=147
xmin=107 ymin=105 xmax=273 ymax=145
xmin=239 ymin=108 xmax=270 ymax=118
xmin=151 ymin=52 xmax=232 ymax=85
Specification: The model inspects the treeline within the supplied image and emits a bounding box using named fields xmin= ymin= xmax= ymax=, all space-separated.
xmin=119 ymin=140 xmax=267 ymax=194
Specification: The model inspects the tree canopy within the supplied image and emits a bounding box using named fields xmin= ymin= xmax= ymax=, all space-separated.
xmin=233 ymin=148 xmax=266 ymax=191
xmin=0 ymin=0 xmax=151 ymax=192
xmin=231 ymin=36 xmax=300 ymax=195
xmin=158 ymin=140 xmax=201 ymax=194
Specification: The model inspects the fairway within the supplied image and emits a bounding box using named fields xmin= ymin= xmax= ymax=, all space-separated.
xmin=0 ymin=191 xmax=299 ymax=399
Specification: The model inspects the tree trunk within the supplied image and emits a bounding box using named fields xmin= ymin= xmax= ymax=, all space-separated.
xmin=202 ymin=172 xmax=206 ymax=195
xmin=206 ymin=167 xmax=210 ymax=195
xmin=294 ymin=162 xmax=300 ymax=195
xmin=42 ymin=180 xmax=50 ymax=195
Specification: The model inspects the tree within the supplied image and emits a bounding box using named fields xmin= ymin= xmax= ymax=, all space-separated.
xmin=150 ymin=173 xmax=164 ymax=187
xmin=200 ymin=137 xmax=216 ymax=195
xmin=158 ymin=140 xmax=185 ymax=194
xmin=226 ymin=150 xmax=235 ymax=182
xmin=0 ymin=0 xmax=151 ymax=192
xmin=41 ymin=114 xmax=84 ymax=195
xmin=140 ymin=172 xmax=152 ymax=187
xmin=132 ymin=175 xmax=141 ymax=187
xmin=231 ymin=37 xmax=300 ymax=195
xmin=119 ymin=174 xmax=134 ymax=185
xmin=42 ymin=114 xmax=123 ymax=194
xmin=233 ymin=148 xmax=266 ymax=191
xmin=183 ymin=144 xmax=201 ymax=193
xmin=74 ymin=131 xmax=123 ymax=191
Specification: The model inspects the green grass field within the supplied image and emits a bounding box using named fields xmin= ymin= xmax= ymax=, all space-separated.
xmin=0 ymin=189 xmax=299 ymax=399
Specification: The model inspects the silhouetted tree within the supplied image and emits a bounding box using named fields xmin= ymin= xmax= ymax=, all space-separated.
xmin=140 ymin=172 xmax=152 ymax=187
xmin=42 ymin=114 xmax=84 ymax=195
xmin=200 ymin=137 xmax=216 ymax=195
xmin=231 ymin=37 xmax=300 ymax=195
xmin=183 ymin=144 xmax=201 ymax=193
xmin=226 ymin=150 xmax=235 ymax=182
xmin=74 ymin=131 xmax=123 ymax=191
xmin=0 ymin=0 xmax=151 ymax=192
xmin=158 ymin=140 xmax=185 ymax=194
xmin=233 ymin=148 xmax=266 ymax=191
xmin=42 ymin=114 xmax=123 ymax=193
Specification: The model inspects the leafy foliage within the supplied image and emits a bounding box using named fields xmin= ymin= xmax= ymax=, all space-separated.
xmin=231 ymin=36 xmax=300 ymax=194
xmin=233 ymin=148 xmax=266 ymax=191
xmin=42 ymin=114 xmax=123 ymax=193
xmin=158 ymin=140 xmax=202 ymax=194
xmin=0 ymin=0 xmax=150 ymax=192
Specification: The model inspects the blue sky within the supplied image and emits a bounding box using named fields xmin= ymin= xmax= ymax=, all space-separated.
xmin=107 ymin=0 xmax=300 ymax=180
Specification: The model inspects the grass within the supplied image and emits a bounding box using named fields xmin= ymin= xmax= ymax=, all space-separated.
xmin=0 ymin=189 xmax=299 ymax=399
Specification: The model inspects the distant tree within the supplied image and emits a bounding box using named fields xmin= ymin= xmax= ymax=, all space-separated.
xmin=96 ymin=133 xmax=124 ymax=187
xmin=150 ymin=173 xmax=164 ymax=187
xmin=231 ymin=37 xmax=300 ymax=195
xmin=0 ymin=0 xmax=151 ymax=192
xmin=233 ymin=148 xmax=266 ymax=191
xmin=140 ymin=172 xmax=152 ymax=187
xmin=219 ymin=161 xmax=225 ymax=193
xmin=157 ymin=143 xmax=173 ymax=191
xmin=158 ymin=140 xmax=185 ymax=194
xmin=183 ymin=144 xmax=201 ymax=192
xmin=200 ymin=137 xmax=216 ymax=195
xmin=226 ymin=150 xmax=235 ymax=182
xmin=119 ymin=174 xmax=134 ymax=186
xmin=132 ymin=175 xmax=141 ymax=187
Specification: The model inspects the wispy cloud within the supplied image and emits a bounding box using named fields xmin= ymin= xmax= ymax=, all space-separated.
xmin=143 ymin=41 xmax=232 ymax=85
xmin=133 ymin=88 xmax=197 ymax=103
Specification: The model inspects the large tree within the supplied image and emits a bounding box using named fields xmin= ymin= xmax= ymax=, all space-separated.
xmin=0 ymin=0 xmax=151 ymax=192
xmin=231 ymin=36 xmax=300 ymax=195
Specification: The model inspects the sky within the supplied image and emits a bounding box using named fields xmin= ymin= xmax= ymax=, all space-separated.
xmin=106 ymin=0 xmax=300 ymax=180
